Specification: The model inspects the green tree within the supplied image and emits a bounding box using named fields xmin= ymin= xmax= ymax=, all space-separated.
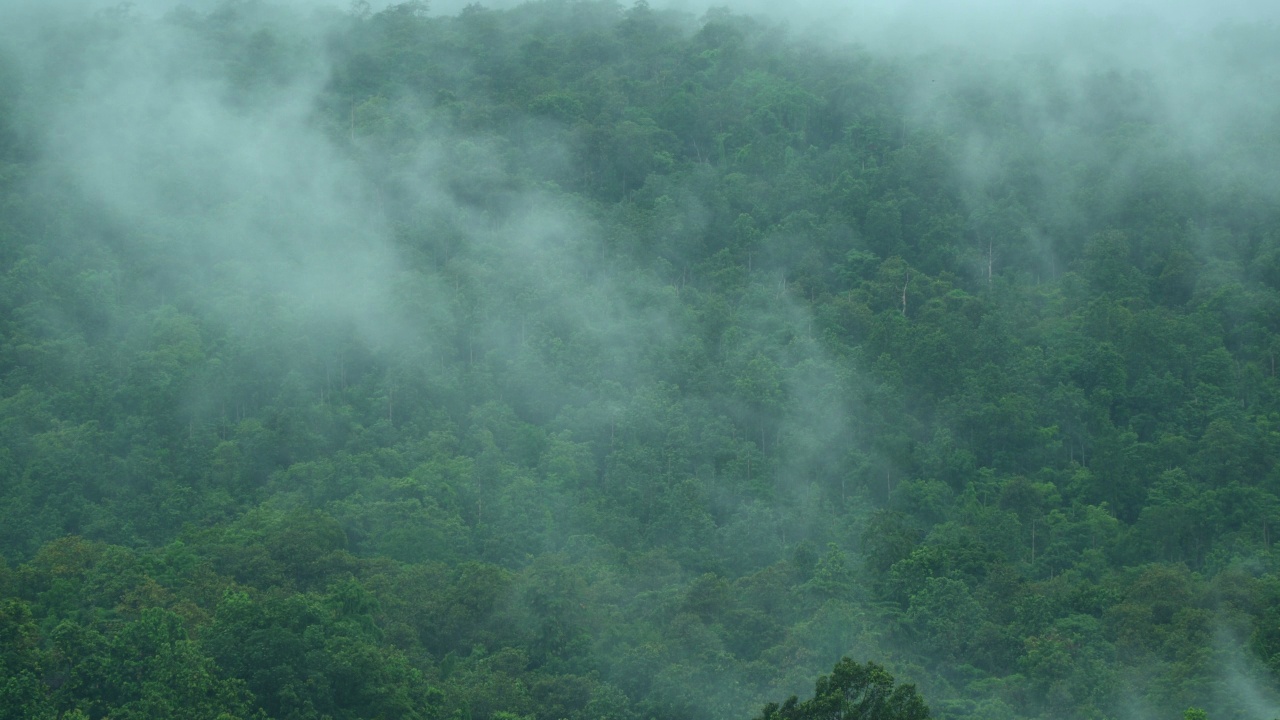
xmin=754 ymin=659 xmax=929 ymax=720
xmin=0 ymin=599 xmax=54 ymax=720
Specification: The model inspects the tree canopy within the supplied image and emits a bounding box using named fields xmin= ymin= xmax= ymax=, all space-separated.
xmin=1 ymin=0 xmax=1279 ymax=719
xmin=756 ymin=659 xmax=930 ymax=720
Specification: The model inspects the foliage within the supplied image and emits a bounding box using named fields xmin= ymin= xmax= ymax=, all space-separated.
xmin=755 ymin=659 xmax=930 ymax=720
xmin=1 ymin=0 xmax=1279 ymax=719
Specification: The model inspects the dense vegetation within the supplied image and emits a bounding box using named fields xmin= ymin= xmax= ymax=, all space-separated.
xmin=2 ymin=1 xmax=1280 ymax=718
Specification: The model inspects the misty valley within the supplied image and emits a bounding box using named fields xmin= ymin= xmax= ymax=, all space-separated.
xmin=2 ymin=1 xmax=1280 ymax=719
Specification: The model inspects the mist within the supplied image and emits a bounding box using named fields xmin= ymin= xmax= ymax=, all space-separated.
xmin=3 ymin=0 xmax=1280 ymax=719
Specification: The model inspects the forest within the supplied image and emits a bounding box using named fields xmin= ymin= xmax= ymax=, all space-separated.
xmin=2 ymin=0 xmax=1280 ymax=718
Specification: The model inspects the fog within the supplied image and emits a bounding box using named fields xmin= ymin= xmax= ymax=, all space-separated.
xmin=2 ymin=0 xmax=1280 ymax=719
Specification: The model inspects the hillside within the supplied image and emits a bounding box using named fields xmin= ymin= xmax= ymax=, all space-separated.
xmin=2 ymin=2 xmax=1280 ymax=719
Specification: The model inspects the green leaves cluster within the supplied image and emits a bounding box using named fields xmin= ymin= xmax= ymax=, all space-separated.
xmin=756 ymin=659 xmax=929 ymax=720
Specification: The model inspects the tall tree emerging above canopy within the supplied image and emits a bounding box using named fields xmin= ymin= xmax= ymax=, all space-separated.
xmin=754 ymin=659 xmax=931 ymax=720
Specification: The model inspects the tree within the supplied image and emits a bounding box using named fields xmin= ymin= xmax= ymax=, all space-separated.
xmin=754 ymin=658 xmax=930 ymax=720
xmin=0 ymin=599 xmax=54 ymax=720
